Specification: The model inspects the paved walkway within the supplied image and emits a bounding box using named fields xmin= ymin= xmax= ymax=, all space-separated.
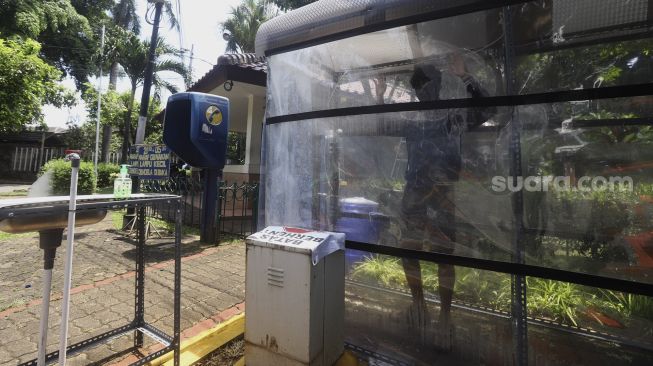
xmin=0 ymin=216 xmax=246 ymax=365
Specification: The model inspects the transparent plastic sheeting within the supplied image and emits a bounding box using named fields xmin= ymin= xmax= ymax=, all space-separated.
xmin=260 ymin=0 xmax=653 ymax=364
xmin=344 ymin=260 xmax=653 ymax=366
xmin=262 ymin=99 xmax=653 ymax=286
xmin=266 ymin=3 xmax=653 ymax=117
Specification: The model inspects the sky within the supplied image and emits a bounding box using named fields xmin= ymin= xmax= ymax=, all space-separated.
xmin=43 ymin=0 xmax=243 ymax=128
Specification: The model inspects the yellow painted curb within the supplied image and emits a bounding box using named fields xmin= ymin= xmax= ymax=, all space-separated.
xmin=335 ymin=350 xmax=362 ymax=366
xmin=233 ymin=349 xmax=360 ymax=366
xmin=148 ymin=313 xmax=245 ymax=366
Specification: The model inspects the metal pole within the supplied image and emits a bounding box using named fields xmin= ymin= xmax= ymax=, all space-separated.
xmin=502 ymin=6 xmax=528 ymax=366
xmin=58 ymin=153 xmax=81 ymax=365
xmin=186 ymin=44 xmax=194 ymax=89
xmin=200 ymin=168 xmax=219 ymax=243
xmin=174 ymin=199 xmax=182 ymax=366
xmin=326 ymin=130 xmax=342 ymax=232
xmin=135 ymin=0 xmax=164 ymax=145
xmin=37 ymin=228 xmax=63 ymax=366
xmin=37 ymin=269 xmax=52 ymax=366
xmin=94 ymin=25 xmax=106 ymax=183
xmin=129 ymin=0 xmax=164 ymax=221
xmin=127 ymin=0 xmax=163 ymax=222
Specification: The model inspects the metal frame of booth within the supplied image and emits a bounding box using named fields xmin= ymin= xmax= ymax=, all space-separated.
xmin=0 ymin=195 xmax=182 ymax=366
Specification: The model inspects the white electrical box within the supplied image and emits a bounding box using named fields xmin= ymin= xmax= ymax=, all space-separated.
xmin=245 ymin=226 xmax=345 ymax=366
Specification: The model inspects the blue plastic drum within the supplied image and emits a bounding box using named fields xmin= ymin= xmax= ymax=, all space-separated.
xmin=335 ymin=197 xmax=384 ymax=269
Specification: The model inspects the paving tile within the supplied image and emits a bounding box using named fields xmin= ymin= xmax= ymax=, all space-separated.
xmin=0 ymin=218 xmax=246 ymax=365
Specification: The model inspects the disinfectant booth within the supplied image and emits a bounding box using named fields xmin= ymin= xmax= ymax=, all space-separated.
xmin=253 ymin=0 xmax=653 ymax=365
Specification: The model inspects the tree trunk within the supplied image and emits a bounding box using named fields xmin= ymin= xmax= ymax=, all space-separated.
xmin=109 ymin=62 xmax=120 ymax=91
xmin=101 ymin=125 xmax=112 ymax=163
xmin=121 ymin=85 xmax=137 ymax=164
xmin=100 ymin=62 xmax=121 ymax=163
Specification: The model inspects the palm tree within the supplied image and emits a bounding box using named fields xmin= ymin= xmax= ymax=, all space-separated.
xmin=109 ymin=0 xmax=140 ymax=88
xmin=99 ymin=0 xmax=181 ymax=162
xmin=221 ymin=0 xmax=277 ymax=53
xmin=108 ymin=0 xmax=179 ymax=87
xmin=118 ymin=35 xmax=188 ymax=161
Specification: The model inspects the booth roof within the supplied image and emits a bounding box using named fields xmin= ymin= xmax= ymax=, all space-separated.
xmin=255 ymin=0 xmax=520 ymax=57
xmin=188 ymin=53 xmax=267 ymax=93
xmin=217 ymin=53 xmax=267 ymax=72
xmin=255 ymin=0 xmax=651 ymax=57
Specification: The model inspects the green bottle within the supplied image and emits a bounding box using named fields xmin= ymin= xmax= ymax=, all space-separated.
xmin=113 ymin=165 xmax=132 ymax=199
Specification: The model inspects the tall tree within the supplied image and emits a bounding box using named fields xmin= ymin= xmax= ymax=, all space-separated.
xmin=94 ymin=0 xmax=140 ymax=163
xmin=107 ymin=0 xmax=180 ymax=87
xmin=108 ymin=0 xmax=140 ymax=88
xmin=221 ymin=0 xmax=278 ymax=53
xmin=0 ymin=0 xmax=108 ymax=88
xmin=117 ymin=35 xmax=188 ymax=162
xmin=100 ymin=0 xmax=180 ymax=162
xmin=0 ymin=38 xmax=74 ymax=132
xmin=81 ymin=84 xmax=127 ymax=152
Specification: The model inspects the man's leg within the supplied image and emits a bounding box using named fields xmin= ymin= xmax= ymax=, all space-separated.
xmin=402 ymin=256 xmax=424 ymax=303
xmin=423 ymin=223 xmax=455 ymax=326
xmin=401 ymin=237 xmax=429 ymax=343
xmin=423 ymin=185 xmax=457 ymax=351
xmin=400 ymin=185 xmax=430 ymax=342
xmin=438 ymin=263 xmax=455 ymax=326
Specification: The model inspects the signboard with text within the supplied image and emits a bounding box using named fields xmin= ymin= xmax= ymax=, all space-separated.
xmin=128 ymin=145 xmax=171 ymax=179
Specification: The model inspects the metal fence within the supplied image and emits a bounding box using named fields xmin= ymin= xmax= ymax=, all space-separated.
xmin=140 ymin=177 xmax=259 ymax=241
xmin=82 ymin=151 xmax=123 ymax=164
xmin=12 ymin=147 xmax=65 ymax=172
xmin=11 ymin=147 xmax=123 ymax=173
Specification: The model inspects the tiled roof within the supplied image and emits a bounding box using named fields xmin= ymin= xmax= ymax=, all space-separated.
xmin=217 ymin=53 xmax=267 ymax=72
xmin=188 ymin=53 xmax=267 ymax=92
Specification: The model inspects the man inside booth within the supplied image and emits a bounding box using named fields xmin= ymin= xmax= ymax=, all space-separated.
xmin=401 ymin=52 xmax=493 ymax=347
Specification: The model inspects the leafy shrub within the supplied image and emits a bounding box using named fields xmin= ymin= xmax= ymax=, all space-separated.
xmin=527 ymin=278 xmax=583 ymax=326
xmin=597 ymin=290 xmax=653 ymax=320
xmin=97 ymin=163 xmax=120 ymax=188
xmin=548 ymin=188 xmax=633 ymax=261
xmin=40 ymin=158 xmax=96 ymax=195
xmin=351 ymin=256 xmax=407 ymax=289
xmin=636 ymin=183 xmax=653 ymax=197
xmin=454 ymin=267 xmax=511 ymax=312
xmin=350 ymin=257 xmax=650 ymax=330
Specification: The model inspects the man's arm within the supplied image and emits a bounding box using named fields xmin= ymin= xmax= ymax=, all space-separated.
xmin=450 ymin=53 xmax=497 ymax=129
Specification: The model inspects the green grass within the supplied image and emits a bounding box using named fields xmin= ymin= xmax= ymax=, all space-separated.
xmin=0 ymin=231 xmax=33 ymax=240
xmin=96 ymin=186 xmax=114 ymax=194
xmin=352 ymin=256 xmax=407 ymax=288
xmin=596 ymin=290 xmax=653 ymax=320
xmin=528 ymin=277 xmax=583 ymax=326
xmin=350 ymin=256 xmax=653 ymax=329
xmin=110 ymin=211 xmax=200 ymax=236
xmin=0 ymin=189 xmax=28 ymax=197
xmin=0 ymin=297 xmax=28 ymax=313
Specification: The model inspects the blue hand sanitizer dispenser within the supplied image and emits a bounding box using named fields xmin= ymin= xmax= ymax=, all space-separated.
xmin=163 ymin=92 xmax=229 ymax=169
xmin=163 ymin=92 xmax=230 ymax=243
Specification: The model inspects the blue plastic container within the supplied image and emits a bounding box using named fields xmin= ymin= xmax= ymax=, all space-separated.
xmin=335 ymin=197 xmax=383 ymax=268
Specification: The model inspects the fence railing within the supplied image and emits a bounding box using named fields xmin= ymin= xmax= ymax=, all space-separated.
xmin=82 ymin=151 xmax=123 ymax=165
xmin=12 ymin=147 xmax=65 ymax=172
xmin=11 ymin=147 xmax=123 ymax=173
xmin=140 ymin=177 xmax=258 ymax=241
